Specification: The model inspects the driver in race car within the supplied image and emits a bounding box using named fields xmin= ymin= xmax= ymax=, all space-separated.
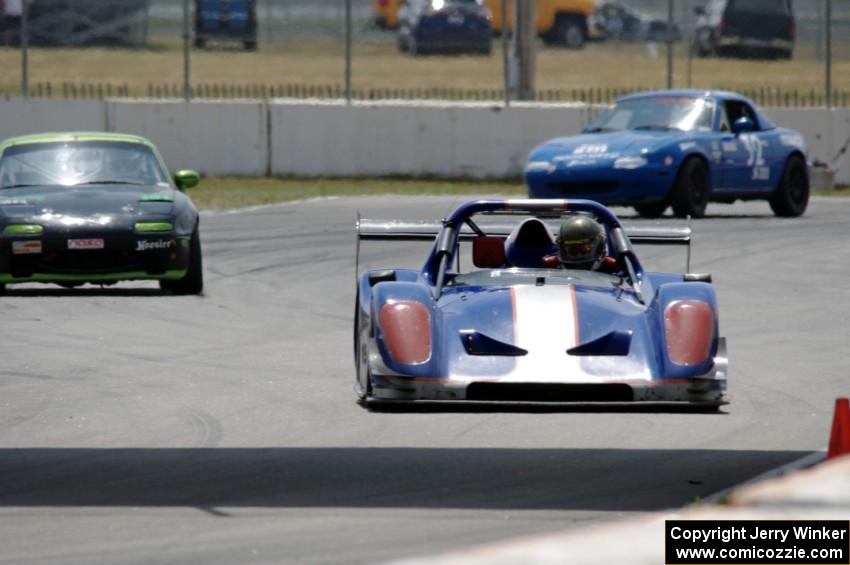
xmin=543 ymin=215 xmax=619 ymax=273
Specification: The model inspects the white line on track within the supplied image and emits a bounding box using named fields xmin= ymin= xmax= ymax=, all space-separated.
xmin=200 ymin=196 xmax=340 ymax=217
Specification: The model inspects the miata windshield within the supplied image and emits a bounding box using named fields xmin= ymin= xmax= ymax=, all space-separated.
xmin=0 ymin=141 xmax=171 ymax=189
xmin=585 ymin=96 xmax=715 ymax=133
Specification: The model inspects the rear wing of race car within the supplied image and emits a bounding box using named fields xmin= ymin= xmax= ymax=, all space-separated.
xmin=357 ymin=218 xmax=691 ymax=244
xmin=357 ymin=217 xmax=694 ymax=273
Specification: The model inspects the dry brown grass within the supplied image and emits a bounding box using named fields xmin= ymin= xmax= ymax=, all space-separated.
xmin=0 ymin=39 xmax=847 ymax=98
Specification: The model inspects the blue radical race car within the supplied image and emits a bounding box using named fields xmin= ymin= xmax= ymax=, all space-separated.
xmin=525 ymin=90 xmax=809 ymax=218
xmin=355 ymin=199 xmax=727 ymax=409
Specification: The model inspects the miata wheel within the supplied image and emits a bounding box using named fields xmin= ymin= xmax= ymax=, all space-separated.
xmin=160 ymin=226 xmax=203 ymax=295
xmin=671 ymin=158 xmax=710 ymax=218
xmin=769 ymin=154 xmax=809 ymax=217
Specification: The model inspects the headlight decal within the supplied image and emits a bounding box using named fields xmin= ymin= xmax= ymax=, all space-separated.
xmin=379 ymin=300 xmax=432 ymax=365
xmin=134 ymin=222 xmax=174 ymax=233
xmin=664 ymin=300 xmax=714 ymax=366
xmin=525 ymin=161 xmax=554 ymax=173
xmin=613 ymin=156 xmax=648 ymax=169
xmin=3 ymin=224 xmax=44 ymax=236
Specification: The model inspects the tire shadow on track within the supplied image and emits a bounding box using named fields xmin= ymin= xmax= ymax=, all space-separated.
xmin=1 ymin=288 xmax=186 ymax=297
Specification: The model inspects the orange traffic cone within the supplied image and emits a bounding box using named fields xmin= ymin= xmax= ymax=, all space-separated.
xmin=827 ymin=398 xmax=850 ymax=459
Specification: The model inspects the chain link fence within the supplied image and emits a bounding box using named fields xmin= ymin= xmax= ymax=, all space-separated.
xmin=2 ymin=0 xmax=849 ymax=106
xmin=27 ymin=0 xmax=149 ymax=46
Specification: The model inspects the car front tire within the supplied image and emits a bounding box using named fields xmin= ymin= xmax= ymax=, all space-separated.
xmin=409 ymin=36 xmax=420 ymax=56
xmin=671 ymin=158 xmax=710 ymax=218
xmin=634 ymin=202 xmax=669 ymax=218
xmin=770 ymin=154 xmax=809 ymax=217
xmin=160 ymin=226 xmax=204 ymax=295
xmin=555 ymin=16 xmax=586 ymax=49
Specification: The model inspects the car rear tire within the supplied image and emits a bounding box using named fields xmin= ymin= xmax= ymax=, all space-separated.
xmin=409 ymin=35 xmax=422 ymax=56
xmin=634 ymin=202 xmax=668 ymax=218
xmin=160 ymin=226 xmax=203 ymax=295
xmin=0 ymin=283 xmax=6 ymax=295
xmin=398 ymin=25 xmax=411 ymax=52
xmin=671 ymin=158 xmax=710 ymax=218
xmin=554 ymin=16 xmax=586 ymax=49
xmin=769 ymin=154 xmax=809 ymax=217
xmin=697 ymin=31 xmax=719 ymax=57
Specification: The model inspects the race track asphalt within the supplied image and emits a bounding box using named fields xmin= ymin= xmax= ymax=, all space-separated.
xmin=0 ymin=195 xmax=847 ymax=564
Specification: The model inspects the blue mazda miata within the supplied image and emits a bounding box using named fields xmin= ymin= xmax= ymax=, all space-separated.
xmin=525 ymin=90 xmax=809 ymax=218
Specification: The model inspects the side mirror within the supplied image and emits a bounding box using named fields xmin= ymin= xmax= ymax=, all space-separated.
xmin=731 ymin=116 xmax=755 ymax=136
xmin=174 ymin=169 xmax=199 ymax=190
xmin=684 ymin=273 xmax=712 ymax=283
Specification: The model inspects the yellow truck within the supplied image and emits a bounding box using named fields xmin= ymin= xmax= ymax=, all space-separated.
xmin=372 ymin=0 xmax=403 ymax=29
xmin=372 ymin=0 xmax=602 ymax=48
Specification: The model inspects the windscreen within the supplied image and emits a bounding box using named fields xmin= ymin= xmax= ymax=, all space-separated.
xmin=449 ymin=268 xmax=622 ymax=289
xmin=0 ymin=141 xmax=171 ymax=189
xmin=447 ymin=214 xmax=623 ymax=289
xmin=586 ymin=96 xmax=715 ymax=133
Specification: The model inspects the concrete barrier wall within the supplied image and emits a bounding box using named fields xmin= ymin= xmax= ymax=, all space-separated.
xmin=272 ymin=101 xmax=850 ymax=184
xmin=764 ymin=107 xmax=850 ymax=185
xmin=0 ymin=98 xmax=848 ymax=184
xmin=106 ymin=100 xmax=269 ymax=176
xmin=269 ymin=100 xmax=596 ymax=178
xmin=0 ymin=99 xmax=106 ymax=138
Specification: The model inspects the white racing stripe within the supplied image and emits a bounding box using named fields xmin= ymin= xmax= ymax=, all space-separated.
xmin=510 ymin=285 xmax=584 ymax=382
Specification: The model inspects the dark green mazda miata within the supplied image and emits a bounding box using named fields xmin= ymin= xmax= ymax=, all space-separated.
xmin=0 ymin=132 xmax=203 ymax=294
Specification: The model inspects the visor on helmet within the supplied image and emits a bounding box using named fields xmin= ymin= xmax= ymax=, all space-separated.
xmin=558 ymin=239 xmax=599 ymax=263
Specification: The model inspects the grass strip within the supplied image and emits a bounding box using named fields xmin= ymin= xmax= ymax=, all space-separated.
xmin=188 ymin=177 xmax=848 ymax=210
xmin=189 ymin=176 xmax=525 ymax=210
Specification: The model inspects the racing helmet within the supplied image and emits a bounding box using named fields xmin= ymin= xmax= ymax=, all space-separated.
xmin=556 ymin=215 xmax=606 ymax=269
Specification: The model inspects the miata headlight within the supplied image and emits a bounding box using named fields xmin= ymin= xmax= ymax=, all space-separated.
xmin=525 ymin=161 xmax=553 ymax=173
xmin=3 ymin=224 xmax=43 ymax=235
xmin=613 ymin=156 xmax=648 ymax=169
xmin=134 ymin=222 xmax=174 ymax=233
